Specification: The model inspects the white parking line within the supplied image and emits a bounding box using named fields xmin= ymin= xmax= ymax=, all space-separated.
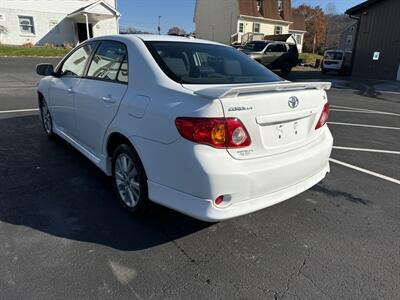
xmin=330 ymin=109 xmax=400 ymax=117
xmin=330 ymin=158 xmax=400 ymax=185
xmin=330 ymin=105 xmax=400 ymax=117
xmin=328 ymin=122 xmax=400 ymax=130
xmin=333 ymin=146 xmax=400 ymax=155
xmin=376 ymin=90 xmax=400 ymax=95
xmin=0 ymin=108 xmax=39 ymax=114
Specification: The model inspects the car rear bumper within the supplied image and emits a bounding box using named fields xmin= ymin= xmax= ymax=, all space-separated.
xmin=148 ymin=164 xmax=329 ymax=222
xmin=147 ymin=127 xmax=333 ymax=222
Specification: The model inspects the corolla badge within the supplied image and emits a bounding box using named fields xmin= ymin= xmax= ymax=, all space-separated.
xmin=288 ymin=96 xmax=299 ymax=109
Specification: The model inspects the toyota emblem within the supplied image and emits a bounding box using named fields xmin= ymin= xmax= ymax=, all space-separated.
xmin=288 ymin=96 xmax=299 ymax=109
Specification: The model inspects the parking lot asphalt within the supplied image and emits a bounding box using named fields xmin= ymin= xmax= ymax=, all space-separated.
xmin=0 ymin=57 xmax=399 ymax=300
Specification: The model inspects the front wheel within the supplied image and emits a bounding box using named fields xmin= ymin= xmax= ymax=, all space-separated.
xmin=112 ymin=144 xmax=149 ymax=215
xmin=40 ymin=99 xmax=54 ymax=138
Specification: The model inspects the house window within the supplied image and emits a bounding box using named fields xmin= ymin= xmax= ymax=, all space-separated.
xmin=346 ymin=35 xmax=352 ymax=45
xmin=49 ymin=20 xmax=60 ymax=33
xmin=239 ymin=22 xmax=244 ymax=33
xmin=278 ymin=0 xmax=283 ymax=11
xmin=295 ymin=34 xmax=302 ymax=44
xmin=254 ymin=23 xmax=260 ymax=33
xmin=274 ymin=26 xmax=282 ymax=35
xmin=18 ymin=16 xmax=35 ymax=34
xmin=257 ymin=0 xmax=262 ymax=11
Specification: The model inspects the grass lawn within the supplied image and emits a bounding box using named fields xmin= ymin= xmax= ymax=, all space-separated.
xmin=0 ymin=45 xmax=70 ymax=57
xmin=299 ymin=53 xmax=323 ymax=64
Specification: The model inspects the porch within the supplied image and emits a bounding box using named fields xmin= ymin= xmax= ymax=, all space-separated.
xmin=67 ymin=0 xmax=120 ymax=44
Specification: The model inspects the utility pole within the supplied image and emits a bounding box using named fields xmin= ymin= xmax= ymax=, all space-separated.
xmin=312 ymin=33 xmax=316 ymax=54
xmin=158 ymin=16 xmax=161 ymax=35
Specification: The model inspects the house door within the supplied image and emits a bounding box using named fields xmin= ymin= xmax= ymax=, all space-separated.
xmin=77 ymin=23 xmax=93 ymax=42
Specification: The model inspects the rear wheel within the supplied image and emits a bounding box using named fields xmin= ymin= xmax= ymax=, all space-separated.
xmin=40 ymin=99 xmax=54 ymax=138
xmin=112 ymin=144 xmax=149 ymax=214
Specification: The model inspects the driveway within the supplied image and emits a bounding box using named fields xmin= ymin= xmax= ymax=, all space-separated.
xmin=0 ymin=58 xmax=399 ymax=300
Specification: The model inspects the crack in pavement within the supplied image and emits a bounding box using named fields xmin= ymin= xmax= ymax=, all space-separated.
xmin=263 ymin=248 xmax=332 ymax=300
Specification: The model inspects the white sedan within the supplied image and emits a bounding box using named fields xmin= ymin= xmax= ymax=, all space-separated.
xmin=36 ymin=35 xmax=333 ymax=222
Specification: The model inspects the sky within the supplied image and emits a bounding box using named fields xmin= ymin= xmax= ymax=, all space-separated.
xmin=117 ymin=0 xmax=366 ymax=34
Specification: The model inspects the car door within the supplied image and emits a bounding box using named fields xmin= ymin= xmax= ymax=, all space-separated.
xmin=262 ymin=43 xmax=286 ymax=67
xmin=73 ymin=41 xmax=129 ymax=155
xmin=48 ymin=43 xmax=95 ymax=136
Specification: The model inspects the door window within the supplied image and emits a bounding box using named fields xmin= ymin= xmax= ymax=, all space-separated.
xmin=60 ymin=44 xmax=94 ymax=77
xmin=266 ymin=44 xmax=286 ymax=53
xmin=87 ymin=41 xmax=128 ymax=83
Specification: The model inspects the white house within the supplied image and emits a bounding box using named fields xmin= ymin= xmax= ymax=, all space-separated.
xmin=194 ymin=0 xmax=307 ymax=52
xmin=0 ymin=0 xmax=120 ymax=46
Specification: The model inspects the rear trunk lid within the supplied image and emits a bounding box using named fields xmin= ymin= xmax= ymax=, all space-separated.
xmin=183 ymin=81 xmax=331 ymax=160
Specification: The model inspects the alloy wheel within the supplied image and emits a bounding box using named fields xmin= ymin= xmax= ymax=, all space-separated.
xmin=114 ymin=153 xmax=141 ymax=208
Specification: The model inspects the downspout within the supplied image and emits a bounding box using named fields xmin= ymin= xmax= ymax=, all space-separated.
xmin=83 ymin=13 xmax=90 ymax=40
xmin=348 ymin=14 xmax=361 ymax=75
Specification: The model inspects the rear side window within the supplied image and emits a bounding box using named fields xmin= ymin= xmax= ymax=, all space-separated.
xmin=61 ymin=44 xmax=93 ymax=77
xmin=324 ymin=52 xmax=343 ymax=60
xmin=266 ymin=44 xmax=286 ymax=53
xmin=87 ymin=41 xmax=128 ymax=83
xmin=243 ymin=41 xmax=267 ymax=52
xmin=145 ymin=41 xmax=281 ymax=84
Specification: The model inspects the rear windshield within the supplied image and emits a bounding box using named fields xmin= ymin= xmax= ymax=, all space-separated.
xmin=243 ymin=41 xmax=268 ymax=52
xmin=324 ymin=51 xmax=343 ymax=60
xmin=145 ymin=41 xmax=281 ymax=84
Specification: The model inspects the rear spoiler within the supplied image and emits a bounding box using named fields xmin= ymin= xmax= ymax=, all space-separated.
xmin=193 ymin=82 xmax=332 ymax=99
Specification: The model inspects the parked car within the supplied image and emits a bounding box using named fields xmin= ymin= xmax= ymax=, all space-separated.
xmin=321 ymin=50 xmax=348 ymax=74
xmin=36 ymin=35 xmax=332 ymax=222
xmin=240 ymin=40 xmax=299 ymax=75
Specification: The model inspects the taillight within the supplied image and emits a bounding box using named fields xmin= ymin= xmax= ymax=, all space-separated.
xmin=175 ymin=117 xmax=251 ymax=148
xmin=315 ymin=103 xmax=330 ymax=129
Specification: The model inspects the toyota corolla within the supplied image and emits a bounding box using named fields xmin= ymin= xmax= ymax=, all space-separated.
xmin=36 ymin=35 xmax=333 ymax=222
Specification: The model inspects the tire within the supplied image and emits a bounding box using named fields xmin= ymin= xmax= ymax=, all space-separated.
xmin=321 ymin=68 xmax=327 ymax=75
xmin=39 ymin=99 xmax=54 ymax=138
xmin=112 ymin=144 xmax=149 ymax=215
xmin=280 ymin=64 xmax=292 ymax=76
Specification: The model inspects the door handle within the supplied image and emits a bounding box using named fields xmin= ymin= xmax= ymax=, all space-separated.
xmin=102 ymin=96 xmax=116 ymax=104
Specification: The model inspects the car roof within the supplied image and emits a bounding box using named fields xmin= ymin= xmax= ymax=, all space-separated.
xmin=90 ymin=34 xmax=227 ymax=47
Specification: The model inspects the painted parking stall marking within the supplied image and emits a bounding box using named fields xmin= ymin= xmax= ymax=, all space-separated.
xmin=328 ymin=122 xmax=400 ymax=130
xmin=333 ymin=146 xmax=400 ymax=155
xmin=330 ymin=158 xmax=400 ymax=185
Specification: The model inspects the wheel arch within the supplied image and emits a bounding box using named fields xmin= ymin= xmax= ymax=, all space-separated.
xmin=105 ymin=132 xmax=147 ymax=177
xmin=38 ymin=91 xmax=45 ymax=106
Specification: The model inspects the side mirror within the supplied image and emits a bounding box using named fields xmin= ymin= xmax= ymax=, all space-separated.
xmin=36 ymin=64 xmax=54 ymax=76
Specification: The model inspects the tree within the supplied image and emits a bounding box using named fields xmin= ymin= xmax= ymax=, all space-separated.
xmin=325 ymin=14 xmax=356 ymax=49
xmin=167 ymin=27 xmax=187 ymax=36
xmin=120 ymin=26 xmax=152 ymax=35
xmin=293 ymin=5 xmax=327 ymax=53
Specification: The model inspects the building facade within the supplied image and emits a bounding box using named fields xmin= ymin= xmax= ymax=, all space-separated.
xmin=346 ymin=0 xmax=400 ymax=80
xmin=0 ymin=0 xmax=120 ymax=46
xmin=194 ymin=0 xmax=306 ymax=52
xmin=339 ymin=22 xmax=357 ymax=53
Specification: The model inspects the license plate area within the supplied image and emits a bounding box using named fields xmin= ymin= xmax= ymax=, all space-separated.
xmin=260 ymin=117 xmax=312 ymax=148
